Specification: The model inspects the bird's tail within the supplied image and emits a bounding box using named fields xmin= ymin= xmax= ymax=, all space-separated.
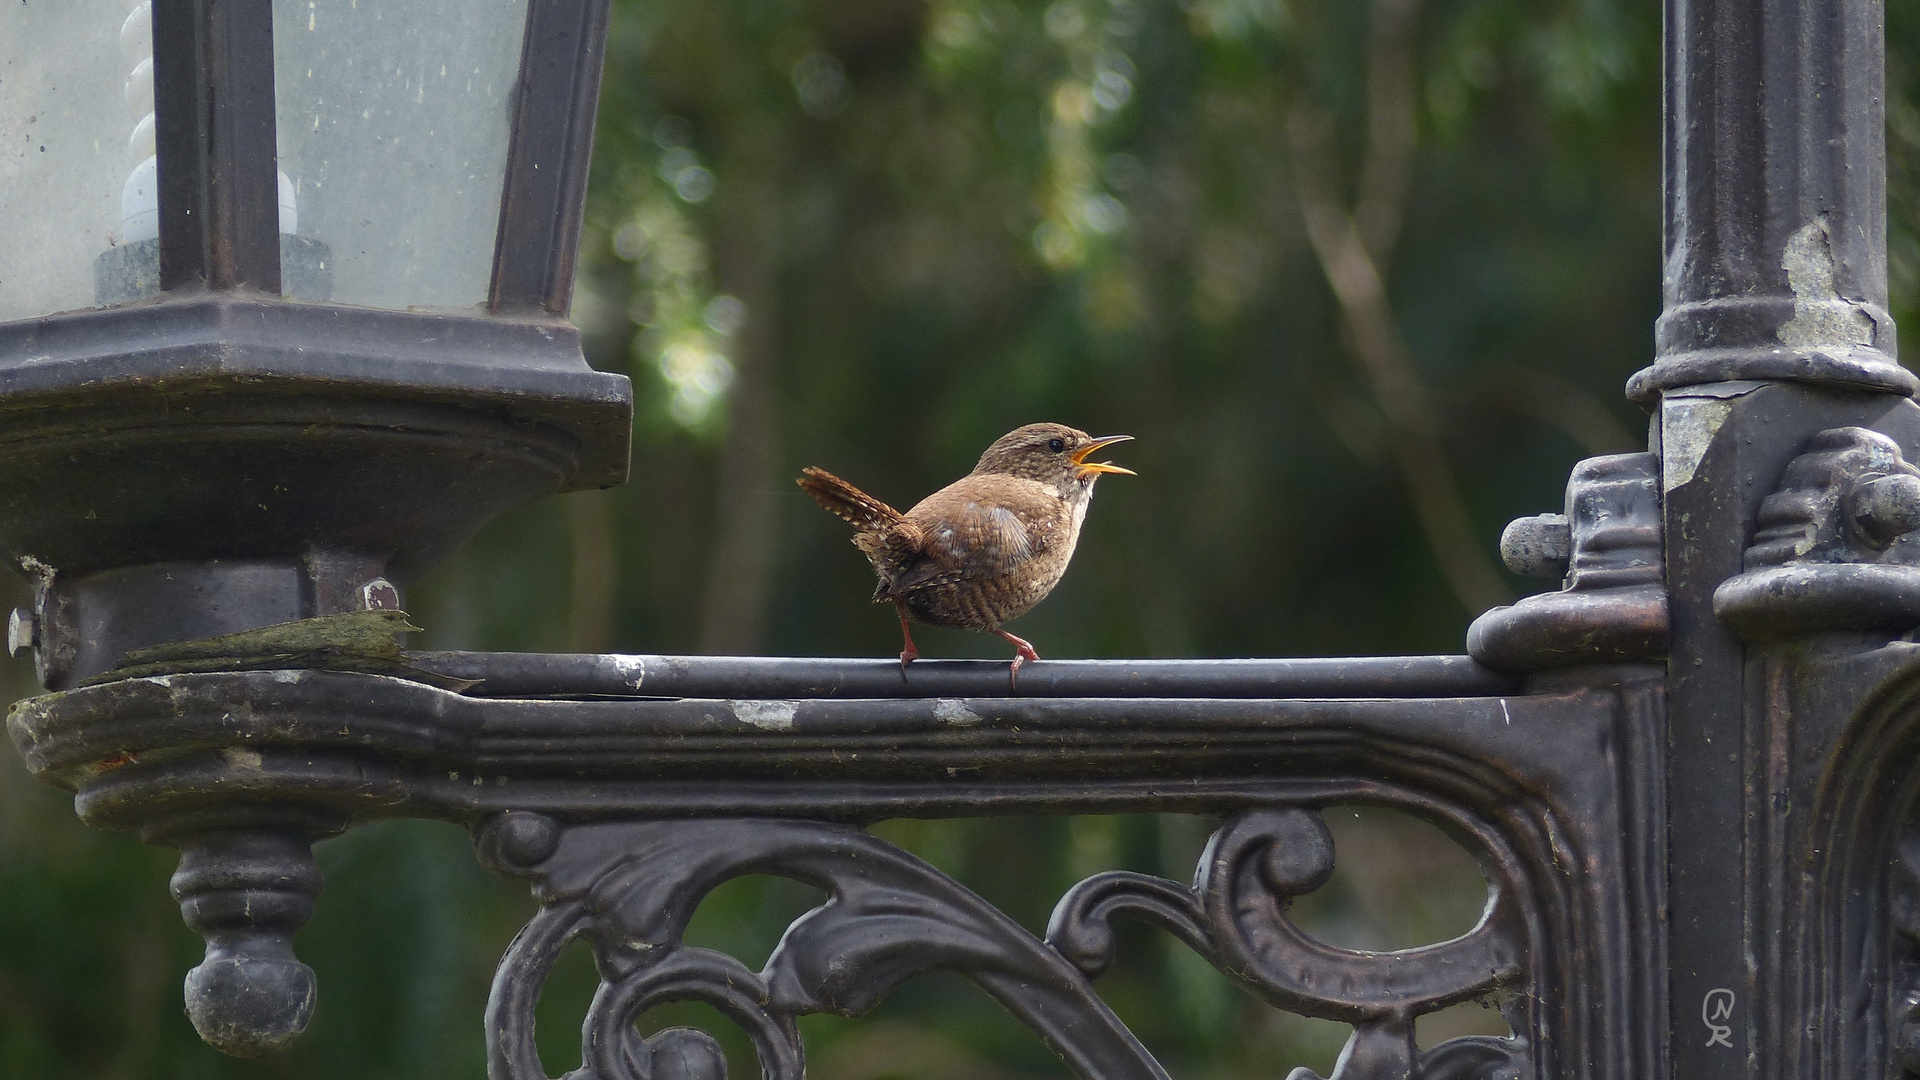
xmin=797 ymin=467 xmax=904 ymax=532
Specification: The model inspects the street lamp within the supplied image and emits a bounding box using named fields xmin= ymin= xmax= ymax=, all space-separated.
xmin=0 ymin=0 xmax=626 ymax=1056
xmin=0 ymin=0 xmax=631 ymax=691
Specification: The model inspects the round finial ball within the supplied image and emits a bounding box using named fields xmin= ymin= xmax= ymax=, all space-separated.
xmin=184 ymin=955 xmax=317 ymax=1057
xmin=1499 ymin=513 xmax=1572 ymax=579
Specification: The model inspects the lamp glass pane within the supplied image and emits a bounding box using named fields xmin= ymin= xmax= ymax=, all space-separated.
xmin=0 ymin=0 xmax=159 ymax=323
xmin=272 ymin=0 xmax=530 ymax=311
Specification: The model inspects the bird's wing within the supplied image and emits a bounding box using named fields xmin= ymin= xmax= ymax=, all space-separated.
xmin=889 ymin=486 xmax=1056 ymax=595
xmin=854 ymin=523 xmax=926 ymax=571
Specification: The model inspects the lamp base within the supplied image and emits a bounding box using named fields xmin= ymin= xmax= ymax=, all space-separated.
xmin=0 ymin=295 xmax=632 ymax=686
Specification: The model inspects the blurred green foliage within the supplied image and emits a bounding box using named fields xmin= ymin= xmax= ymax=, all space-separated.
xmin=1 ymin=0 xmax=1916 ymax=1074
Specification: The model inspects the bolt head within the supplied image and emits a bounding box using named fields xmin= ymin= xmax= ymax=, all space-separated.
xmin=359 ymin=578 xmax=400 ymax=611
xmin=1848 ymin=473 xmax=1920 ymax=549
xmin=7 ymin=607 xmax=36 ymax=657
xmin=1499 ymin=514 xmax=1572 ymax=579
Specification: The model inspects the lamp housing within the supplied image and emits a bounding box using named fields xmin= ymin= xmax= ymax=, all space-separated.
xmin=0 ymin=0 xmax=630 ymax=687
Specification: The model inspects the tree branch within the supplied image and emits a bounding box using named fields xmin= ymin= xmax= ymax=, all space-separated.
xmin=1354 ymin=0 xmax=1423 ymax=266
xmin=568 ymin=490 xmax=616 ymax=652
xmin=1288 ymin=98 xmax=1512 ymax=614
xmin=699 ymin=142 xmax=784 ymax=654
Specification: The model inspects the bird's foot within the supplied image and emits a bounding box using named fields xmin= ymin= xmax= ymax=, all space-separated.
xmin=993 ymin=629 xmax=1041 ymax=688
xmin=895 ymin=602 xmax=920 ymax=676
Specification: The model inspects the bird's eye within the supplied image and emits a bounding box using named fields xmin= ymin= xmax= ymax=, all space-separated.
xmin=1048 ymin=438 xmax=1066 ymax=453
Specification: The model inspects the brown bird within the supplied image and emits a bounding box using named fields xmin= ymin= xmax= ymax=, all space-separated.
xmin=798 ymin=423 xmax=1134 ymax=682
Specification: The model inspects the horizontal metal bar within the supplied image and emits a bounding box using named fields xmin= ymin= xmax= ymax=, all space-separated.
xmin=407 ymin=652 xmax=1520 ymax=700
xmin=19 ymin=669 xmax=1622 ymax=831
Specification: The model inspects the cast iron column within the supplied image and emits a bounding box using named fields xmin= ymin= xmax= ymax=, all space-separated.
xmin=1641 ymin=0 xmax=1902 ymax=1076
xmin=1640 ymin=0 xmax=1899 ymax=402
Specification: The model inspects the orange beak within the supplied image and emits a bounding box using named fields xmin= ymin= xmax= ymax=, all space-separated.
xmin=1071 ymin=434 xmax=1136 ymax=476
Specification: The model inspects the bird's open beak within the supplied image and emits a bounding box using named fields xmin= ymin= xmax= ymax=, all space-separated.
xmin=1071 ymin=435 xmax=1136 ymax=476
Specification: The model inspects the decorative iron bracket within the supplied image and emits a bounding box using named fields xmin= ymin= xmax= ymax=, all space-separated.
xmin=9 ymin=656 xmax=1663 ymax=1078
xmin=1469 ymin=453 xmax=1666 ymax=672
xmin=1716 ymin=426 xmax=1920 ymax=637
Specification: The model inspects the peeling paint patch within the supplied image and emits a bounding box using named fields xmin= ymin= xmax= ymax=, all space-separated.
xmin=932 ymin=699 xmax=984 ymax=726
xmin=1778 ymin=217 xmax=1876 ymax=348
xmin=222 ymin=747 xmax=264 ymax=771
xmin=1663 ymin=397 xmax=1732 ymax=491
xmin=611 ymin=655 xmax=645 ymax=690
xmin=731 ymin=700 xmax=798 ymax=730
xmin=16 ymin=555 xmax=53 ymax=588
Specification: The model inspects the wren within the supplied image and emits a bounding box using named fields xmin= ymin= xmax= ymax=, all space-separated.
xmin=798 ymin=423 xmax=1134 ymax=682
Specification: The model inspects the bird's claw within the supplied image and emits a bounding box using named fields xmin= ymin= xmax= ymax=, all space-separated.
xmin=1006 ymin=641 xmax=1041 ymax=689
xmin=894 ymin=602 xmax=920 ymax=678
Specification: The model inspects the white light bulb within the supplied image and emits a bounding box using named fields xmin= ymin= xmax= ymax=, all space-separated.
xmin=120 ymin=0 xmax=155 ymax=245
xmin=129 ymin=113 xmax=155 ymax=159
xmin=278 ymin=170 xmax=298 ymax=235
xmin=121 ymin=156 xmax=159 ymax=242
xmin=119 ymin=2 xmax=150 ymax=62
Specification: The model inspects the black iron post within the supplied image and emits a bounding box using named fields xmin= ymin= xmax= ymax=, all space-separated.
xmin=1631 ymin=0 xmax=1909 ymax=1075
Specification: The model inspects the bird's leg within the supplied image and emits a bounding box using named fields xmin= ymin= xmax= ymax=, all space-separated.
xmin=992 ymin=628 xmax=1041 ymax=687
xmin=895 ymin=601 xmax=920 ymax=672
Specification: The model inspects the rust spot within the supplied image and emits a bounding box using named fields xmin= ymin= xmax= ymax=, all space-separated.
xmin=98 ymin=751 xmax=137 ymax=771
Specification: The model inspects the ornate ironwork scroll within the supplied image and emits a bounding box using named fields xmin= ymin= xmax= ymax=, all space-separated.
xmin=477 ymin=807 xmax=1531 ymax=1080
xmin=1051 ymin=808 xmax=1528 ymax=1080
